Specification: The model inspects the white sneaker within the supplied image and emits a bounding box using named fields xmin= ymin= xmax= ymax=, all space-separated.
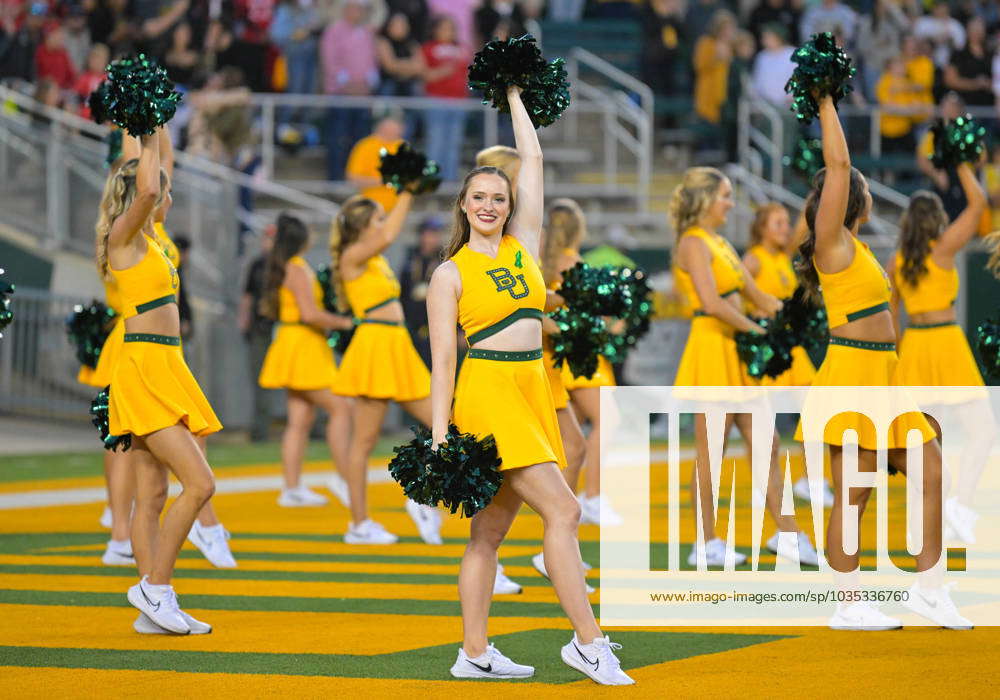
xmin=766 ymin=532 xmax=820 ymax=567
xmin=127 ymin=576 xmax=189 ymax=634
xmin=793 ymin=477 xmax=835 ymax=508
xmin=277 ymin=486 xmax=329 ymax=507
xmin=344 ymin=519 xmax=398 ymax=545
xmin=188 ymin=522 xmax=238 ymax=568
xmin=99 ymin=505 xmax=113 ymax=529
xmin=405 ymin=499 xmax=442 ymax=545
xmin=101 ymin=539 xmax=134 ymax=567
xmin=902 ymin=582 xmax=973 ymax=629
xmin=493 ymin=564 xmax=523 ymax=595
xmin=944 ymin=498 xmax=978 ymax=545
xmin=134 ymin=609 xmax=212 ymax=634
xmin=561 ymin=635 xmax=635 ymax=685
xmin=327 ymin=475 xmax=351 ymax=508
xmin=687 ymin=538 xmax=747 ymax=567
xmin=829 ymin=602 xmax=902 ymax=630
xmin=531 ymin=552 xmax=596 ymax=594
xmin=579 ymin=495 xmax=624 ymax=526
xmin=450 ymin=644 xmax=534 ymax=679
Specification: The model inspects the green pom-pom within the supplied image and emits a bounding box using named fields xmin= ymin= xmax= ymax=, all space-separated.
xmin=89 ymin=387 xmax=132 ymax=452
xmin=736 ymin=317 xmax=794 ymax=379
xmin=66 ymin=300 xmax=117 ymax=369
xmin=88 ymin=81 xmax=111 ymax=124
xmin=784 ymin=33 xmax=855 ymax=124
xmin=783 ymin=137 xmax=824 ymax=178
xmin=549 ymin=307 xmax=609 ymax=379
xmin=379 ymin=143 xmax=442 ymax=194
xmin=605 ymin=267 xmax=653 ymax=365
xmin=930 ymin=115 xmax=987 ymax=169
xmin=315 ymin=264 xmax=353 ymax=354
xmin=468 ymin=34 xmax=571 ymax=128
xmin=388 ymin=424 xmax=503 ymax=517
xmin=0 ymin=268 xmax=14 ymax=339
xmin=976 ymin=317 xmax=1000 ymax=380
xmin=102 ymin=53 xmax=182 ymax=135
xmin=105 ymin=129 xmax=123 ymax=168
xmin=783 ymin=285 xmax=828 ymax=355
xmin=559 ymin=262 xmax=630 ymax=318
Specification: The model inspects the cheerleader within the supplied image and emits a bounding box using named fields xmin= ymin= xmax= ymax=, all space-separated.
xmin=257 ymin=213 xmax=355 ymax=507
xmin=428 ymin=86 xmax=633 ymax=685
xmin=330 ymin=192 xmax=442 ymax=545
xmin=140 ymin=130 xmax=238 ymax=568
xmin=742 ymin=203 xmax=834 ymax=509
xmin=793 ymin=95 xmax=962 ymax=629
xmin=100 ymin=128 xmax=220 ymax=634
xmin=890 ymin=164 xmax=990 ymax=545
xmin=671 ymin=167 xmax=819 ymax=569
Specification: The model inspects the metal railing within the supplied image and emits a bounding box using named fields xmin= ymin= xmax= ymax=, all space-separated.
xmin=737 ymin=96 xmax=786 ymax=189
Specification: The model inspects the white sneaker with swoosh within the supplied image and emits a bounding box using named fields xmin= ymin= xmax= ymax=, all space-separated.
xmin=127 ymin=576 xmax=189 ymax=634
xmin=828 ymin=602 xmax=902 ymax=630
xmin=561 ymin=635 xmax=635 ymax=685
xmin=449 ymin=644 xmax=534 ymax=679
xmin=902 ymin=582 xmax=973 ymax=629
xmin=134 ymin=609 xmax=212 ymax=634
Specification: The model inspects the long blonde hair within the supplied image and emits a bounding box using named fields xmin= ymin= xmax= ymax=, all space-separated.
xmin=542 ymin=198 xmax=586 ymax=286
xmin=94 ymin=159 xmax=167 ymax=279
xmin=329 ymin=196 xmax=378 ymax=312
xmin=668 ymin=166 xmax=726 ymax=242
xmin=475 ymin=145 xmax=521 ymax=191
xmin=444 ymin=166 xmax=515 ymax=259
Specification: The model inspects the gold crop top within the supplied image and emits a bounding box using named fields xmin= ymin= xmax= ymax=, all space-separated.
xmin=278 ymin=256 xmax=324 ymax=323
xmin=746 ymin=244 xmax=797 ymax=315
xmin=343 ymin=255 xmax=401 ymax=317
xmin=110 ymin=234 xmax=179 ymax=319
xmin=892 ymin=249 xmax=958 ymax=315
xmin=673 ymin=227 xmax=745 ymax=313
xmin=816 ymin=235 xmax=892 ymax=328
xmin=452 ymin=234 xmax=545 ymax=346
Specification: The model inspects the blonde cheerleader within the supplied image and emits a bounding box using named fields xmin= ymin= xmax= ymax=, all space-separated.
xmin=672 ymin=168 xmax=819 ymax=569
xmin=100 ymin=128 xmax=220 ymax=635
xmin=258 ymin=213 xmax=354 ymax=507
xmin=330 ymin=192 xmax=441 ymax=545
xmin=890 ymin=164 xmax=990 ymax=545
xmin=793 ymin=95 xmax=961 ymax=629
xmin=428 ymin=86 xmax=633 ymax=685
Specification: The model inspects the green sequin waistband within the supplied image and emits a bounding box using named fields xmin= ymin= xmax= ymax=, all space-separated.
xmin=908 ymin=321 xmax=956 ymax=330
xmin=829 ymin=337 xmax=895 ymax=352
xmin=123 ymin=333 xmax=181 ymax=346
xmin=466 ymin=348 xmax=543 ymax=362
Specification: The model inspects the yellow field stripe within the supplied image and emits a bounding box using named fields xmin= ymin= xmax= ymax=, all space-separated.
xmin=0 ymin=605 xmax=559 ymax=655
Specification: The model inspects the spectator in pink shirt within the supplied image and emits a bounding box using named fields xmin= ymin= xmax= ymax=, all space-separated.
xmin=73 ymin=42 xmax=109 ymax=119
xmin=427 ymin=0 xmax=476 ymax=49
xmin=321 ymin=0 xmax=378 ymax=180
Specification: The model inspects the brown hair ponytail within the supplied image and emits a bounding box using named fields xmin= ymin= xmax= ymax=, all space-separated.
xmin=329 ymin=196 xmax=378 ymax=312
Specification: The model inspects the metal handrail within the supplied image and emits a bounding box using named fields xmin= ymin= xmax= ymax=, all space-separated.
xmin=567 ymin=47 xmax=655 ymax=129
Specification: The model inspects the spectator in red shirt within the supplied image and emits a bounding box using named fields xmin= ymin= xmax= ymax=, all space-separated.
xmin=35 ymin=20 xmax=76 ymax=90
xmin=421 ymin=14 xmax=468 ymax=181
xmin=73 ymin=42 xmax=108 ymax=119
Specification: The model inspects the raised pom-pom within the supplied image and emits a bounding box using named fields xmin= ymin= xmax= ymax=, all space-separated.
xmin=558 ymin=262 xmax=630 ymax=318
xmin=66 ymin=300 xmax=117 ymax=369
xmin=0 ymin=269 xmax=13 ymax=339
xmin=784 ymin=33 xmax=855 ymax=124
xmin=315 ymin=264 xmax=353 ymax=354
xmin=468 ymin=34 xmax=571 ymax=128
xmin=379 ymin=142 xmax=442 ymax=194
xmin=930 ymin=115 xmax=987 ymax=169
xmin=549 ymin=307 xmax=609 ymax=379
xmin=89 ymin=387 xmax=132 ymax=452
xmin=388 ymin=424 xmax=503 ymax=517
xmin=976 ymin=318 xmax=1000 ymax=381
xmin=783 ymin=137 xmax=824 ymax=178
xmin=88 ymin=81 xmax=111 ymax=124
xmin=101 ymin=54 xmax=182 ymax=135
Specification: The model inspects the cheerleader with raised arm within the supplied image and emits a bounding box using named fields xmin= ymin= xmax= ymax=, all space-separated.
xmin=427 ymin=86 xmax=634 ymax=685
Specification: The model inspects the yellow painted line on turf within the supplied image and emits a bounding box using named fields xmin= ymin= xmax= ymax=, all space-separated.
xmin=0 ymin=605 xmax=560 ymax=655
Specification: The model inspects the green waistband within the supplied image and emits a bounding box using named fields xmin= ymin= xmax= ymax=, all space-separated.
xmin=364 ymin=296 xmax=400 ymax=314
xmin=467 ymin=347 xmax=543 ymax=362
xmin=355 ymin=318 xmax=404 ymax=327
xmin=845 ymin=301 xmax=890 ymax=323
xmin=123 ymin=333 xmax=181 ymax=346
xmin=720 ymin=287 xmax=740 ymax=298
xmin=135 ymin=294 xmax=176 ymax=315
xmin=466 ymin=308 xmax=544 ymax=346
xmin=908 ymin=321 xmax=957 ymax=330
xmin=829 ymin=336 xmax=895 ymax=352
